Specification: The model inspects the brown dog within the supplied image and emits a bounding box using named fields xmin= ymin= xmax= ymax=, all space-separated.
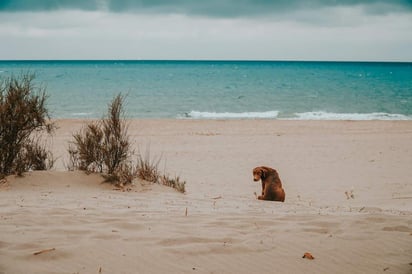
xmin=253 ymin=166 xmax=285 ymax=202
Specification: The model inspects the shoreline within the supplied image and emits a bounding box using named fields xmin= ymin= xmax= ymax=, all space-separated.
xmin=50 ymin=118 xmax=412 ymax=164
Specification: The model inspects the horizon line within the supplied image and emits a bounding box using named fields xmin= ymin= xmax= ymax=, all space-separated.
xmin=1 ymin=59 xmax=412 ymax=64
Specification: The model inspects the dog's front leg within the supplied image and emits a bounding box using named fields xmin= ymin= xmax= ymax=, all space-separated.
xmin=261 ymin=181 xmax=265 ymax=196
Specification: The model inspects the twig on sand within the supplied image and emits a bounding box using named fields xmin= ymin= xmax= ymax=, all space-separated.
xmin=345 ymin=189 xmax=355 ymax=199
xmin=33 ymin=248 xmax=55 ymax=255
xmin=302 ymin=252 xmax=315 ymax=260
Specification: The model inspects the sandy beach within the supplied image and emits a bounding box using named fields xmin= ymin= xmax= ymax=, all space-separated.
xmin=1 ymin=119 xmax=411 ymax=274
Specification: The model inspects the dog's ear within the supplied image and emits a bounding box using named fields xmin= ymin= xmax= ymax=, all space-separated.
xmin=260 ymin=167 xmax=266 ymax=179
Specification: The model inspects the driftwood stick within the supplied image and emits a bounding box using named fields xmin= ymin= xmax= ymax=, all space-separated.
xmin=33 ymin=248 xmax=56 ymax=255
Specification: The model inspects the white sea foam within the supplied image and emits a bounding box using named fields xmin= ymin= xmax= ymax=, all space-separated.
xmin=182 ymin=110 xmax=411 ymax=120
xmin=291 ymin=111 xmax=412 ymax=120
xmin=71 ymin=112 xmax=93 ymax=117
xmin=182 ymin=110 xmax=279 ymax=119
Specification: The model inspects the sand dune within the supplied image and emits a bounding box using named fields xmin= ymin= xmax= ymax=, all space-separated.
xmin=1 ymin=120 xmax=411 ymax=274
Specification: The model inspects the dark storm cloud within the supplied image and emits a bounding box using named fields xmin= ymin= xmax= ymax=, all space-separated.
xmin=0 ymin=0 xmax=411 ymax=16
xmin=0 ymin=0 xmax=97 ymax=11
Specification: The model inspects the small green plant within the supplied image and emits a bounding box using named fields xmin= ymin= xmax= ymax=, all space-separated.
xmin=0 ymin=73 xmax=54 ymax=178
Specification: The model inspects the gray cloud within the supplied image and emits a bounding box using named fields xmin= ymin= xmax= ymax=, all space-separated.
xmin=1 ymin=0 xmax=411 ymax=16
xmin=0 ymin=1 xmax=411 ymax=61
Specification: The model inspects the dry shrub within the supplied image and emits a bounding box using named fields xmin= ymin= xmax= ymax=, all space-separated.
xmin=136 ymin=149 xmax=186 ymax=193
xmin=15 ymin=138 xmax=55 ymax=176
xmin=68 ymin=94 xmax=187 ymax=192
xmin=136 ymin=148 xmax=161 ymax=183
xmin=68 ymin=94 xmax=132 ymax=184
xmin=66 ymin=144 xmax=80 ymax=172
xmin=102 ymin=95 xmax=131 ymax=174
xmin=160 ymin=175 xmax=186 ymax=193
xmin=0 ymin=73 xmax=54 ymax=178
xmin=104 ymin=162 xmax=136 ymax=186
xmin=70 ymin=122 xmax=104 ymax=172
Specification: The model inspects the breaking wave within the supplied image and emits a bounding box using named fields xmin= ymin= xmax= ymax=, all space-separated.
xmin=181 ymin=110 xmax=411 ymax=120
xmin=291 ymin=111 xmax=412 ymax=120
xmin=181 ymin=111 xmax=280 ymax=119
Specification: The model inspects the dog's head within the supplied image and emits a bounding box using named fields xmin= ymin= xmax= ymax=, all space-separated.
xmin=253 ymin=166 xmax=267 ymax=182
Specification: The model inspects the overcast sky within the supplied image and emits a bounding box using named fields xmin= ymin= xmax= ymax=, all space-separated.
xmin=0 ymin=0 xmax=411 ymax=61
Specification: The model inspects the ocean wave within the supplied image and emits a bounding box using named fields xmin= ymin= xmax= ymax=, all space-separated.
xmin=181 ymin=110 xmax=411 ymax=120
xmin=291 ymin=111 xmax=412 ymax=120
xmin=70 ymin=112 xmax=93 ymax=117
xmin=181 ymin=110 xmax=280 ymax=119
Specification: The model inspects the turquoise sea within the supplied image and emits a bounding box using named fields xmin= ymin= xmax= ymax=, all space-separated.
xmin=0 ymin=60 xmax=411 ymax=120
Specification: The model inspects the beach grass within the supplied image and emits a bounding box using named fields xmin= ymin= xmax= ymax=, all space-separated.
xmin=0 ymin=73 xmax=54 ymax=178
xmin=67 ymin=94 xmax=187 ymax=192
